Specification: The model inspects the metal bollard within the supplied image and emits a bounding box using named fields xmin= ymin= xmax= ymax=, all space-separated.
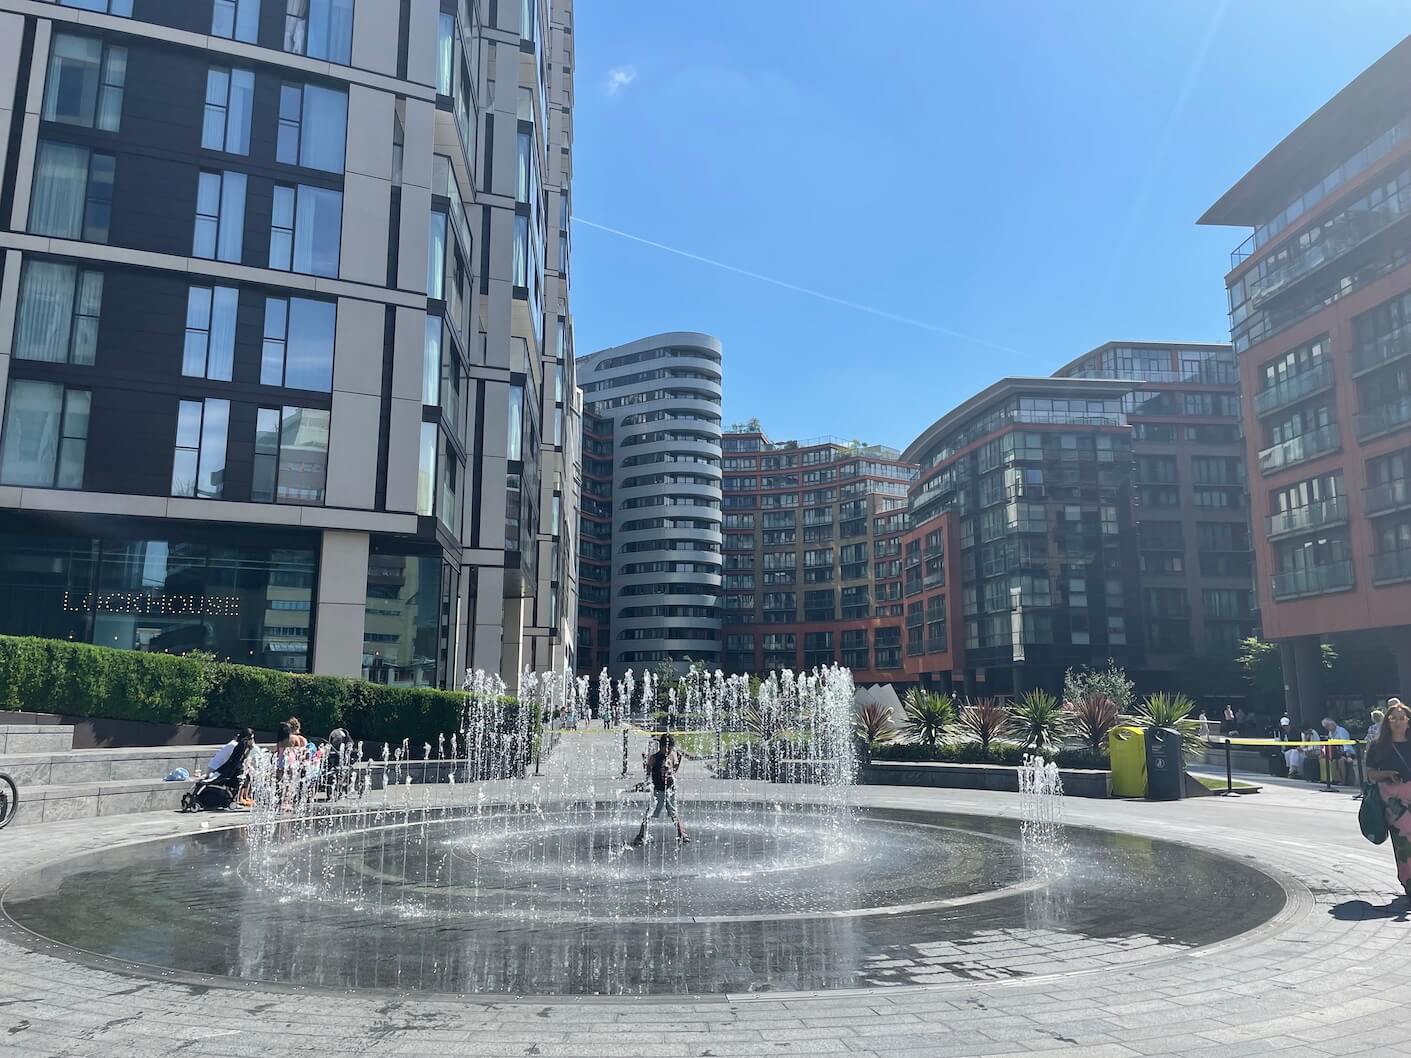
xmin=622 ymin=727 xmax=629 ymax=778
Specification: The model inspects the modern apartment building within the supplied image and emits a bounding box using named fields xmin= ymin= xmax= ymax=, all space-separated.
xmin=0 ymin=0 xmax=578 ymax=690
xmin=1200 ymin=34 xmax=1411 ymax=718
xmin=575 ymin=332 xmax=723 ymax=676
xmin=716 ymin=430 xmax=917 ymax=683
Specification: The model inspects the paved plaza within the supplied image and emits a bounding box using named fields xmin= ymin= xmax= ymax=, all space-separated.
xmin=0 ymin=767 xmax=1406 ymax=1058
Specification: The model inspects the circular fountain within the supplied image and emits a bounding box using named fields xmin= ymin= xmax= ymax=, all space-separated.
xmin=0 ymin=665 xmax=1288 ymax=997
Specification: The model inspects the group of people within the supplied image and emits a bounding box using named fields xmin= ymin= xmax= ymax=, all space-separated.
xmin=1278 ymin=715 xmax=1361 ymax=785
xmin=191 ymin=717 xmax=354 ymax=811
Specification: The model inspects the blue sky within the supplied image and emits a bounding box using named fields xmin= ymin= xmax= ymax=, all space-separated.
xmin=568 ymin=1 xmax=1411 ymax=450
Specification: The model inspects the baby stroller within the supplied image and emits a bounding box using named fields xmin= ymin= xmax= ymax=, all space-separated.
xmin=181 ymin=735 xmax=252 ymax=812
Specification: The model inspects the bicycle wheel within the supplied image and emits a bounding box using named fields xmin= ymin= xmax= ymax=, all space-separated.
xmin=0 ymin=773 xmax=17 ymax=829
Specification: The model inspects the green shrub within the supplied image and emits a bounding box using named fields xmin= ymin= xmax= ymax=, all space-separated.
xmin=0 ymin=634 xmax=473 ymax=745
xmin=867 ymin=739 xmax=1110 ymax=770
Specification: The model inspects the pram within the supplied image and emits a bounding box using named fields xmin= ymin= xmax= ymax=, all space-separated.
xmin=181 ymin=741 xmax=250 ymax=812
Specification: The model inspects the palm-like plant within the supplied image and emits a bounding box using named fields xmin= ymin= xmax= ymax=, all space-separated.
xmin=903 ymin=689 xmax=955 ymax=757
xmin=1134 ymin=691 xmax=1206 ymax=764
xmin=855 ymin=702 xmax=897 ymax=746
xmin=957 ymin=696 xmax=1012 ymax=755
xmin=1065 ymin=693 xmax=1120 ymax=756
xmin=1011 ymin=689 xmax=1071 ymax=753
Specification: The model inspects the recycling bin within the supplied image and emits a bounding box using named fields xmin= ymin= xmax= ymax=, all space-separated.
xmin=1144 ymin=726 xmax=1185 ymax=801
xmin=1109 ymin=725 xmax=1147 ymax=798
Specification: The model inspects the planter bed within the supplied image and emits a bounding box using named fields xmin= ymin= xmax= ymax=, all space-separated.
xmin=862 ymin=759 xmax=1111 ymax=799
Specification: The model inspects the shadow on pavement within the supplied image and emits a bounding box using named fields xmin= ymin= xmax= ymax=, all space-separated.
xmin=1330 ymin=897 xmax=1410 ymax=922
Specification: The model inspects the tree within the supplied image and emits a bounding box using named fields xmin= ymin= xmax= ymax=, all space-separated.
xmin=1063 ymin=663 xmax=1134 ymax=714
xmin=1236 ymin=637 xmax=1336 ymax=709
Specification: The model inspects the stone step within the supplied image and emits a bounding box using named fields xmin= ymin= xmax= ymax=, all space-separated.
xmin=0 ymin=744 xmax=224 ymax=787
xmin=8 ymin=777 xmax=191 ymax=827
xmin=0 ymin=724 xmax=74 ymax=754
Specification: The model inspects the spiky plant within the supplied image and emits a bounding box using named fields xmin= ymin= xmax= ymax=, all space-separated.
xmin=1134 ymin=691 xmax=1206 ymax=764
xmin=855 ymin=702 xmax=897 ymax=746
xmin=903 ymin=689 xmax=956 ymax=757
xmin=1011 ymin=689 xmax=1071 ymax=753
xmin=957 ymin=696 xmax=1013 ymax=755
xmin=1065 ymin=693 xmax=1121 ymax=756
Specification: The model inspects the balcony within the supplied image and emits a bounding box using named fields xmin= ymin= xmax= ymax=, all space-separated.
xmin=1373 ymin=548 xmax=1411 ymax=585
xmin=1257 ymin=423 xmax=1340 ymax=475
xmin=1365 ymin=477 xmax=1411 ymax=517
xmin=1252 ymin=361 xmax=1334 ymax=417
xmin=1271 ymin=559 xmax=1355 ymax=600
xmin=1352 ymin=324 xmax=1411 ymax=378
xmin=1266 ymin=495 xmax=1349 ymax=539
xmin=1356 ymin=395 xmax=1411 ymax=442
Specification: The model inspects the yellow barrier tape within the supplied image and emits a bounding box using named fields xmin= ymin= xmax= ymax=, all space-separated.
xmin=1210 ymin=737 xmax=1358 ymax=747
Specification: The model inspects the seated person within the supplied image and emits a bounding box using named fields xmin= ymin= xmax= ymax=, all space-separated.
xmin=206 ymin=728 xmax=255 ymax=796
xmin=1322 ymin=716 xmax=1356 ymax=785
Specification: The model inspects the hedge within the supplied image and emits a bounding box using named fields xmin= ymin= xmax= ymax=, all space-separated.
xmin=869 ymin=740 xmax=1110 ymax=770
xmin=0 ymin=635 xmax=498 ymax=746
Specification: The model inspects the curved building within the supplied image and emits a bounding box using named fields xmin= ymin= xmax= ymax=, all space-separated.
xmin=576 ymin=333 xmax=724 ymax=675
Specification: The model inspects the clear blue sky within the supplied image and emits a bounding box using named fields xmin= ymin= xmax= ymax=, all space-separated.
xmin=568 ymin=1 xmax=1411 ymax=450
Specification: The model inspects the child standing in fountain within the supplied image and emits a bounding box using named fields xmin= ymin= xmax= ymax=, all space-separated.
xmin=631 ymin=734 xmax=690 ymax=846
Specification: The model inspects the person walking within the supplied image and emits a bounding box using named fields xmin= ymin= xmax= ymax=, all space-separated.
xmin=631 ymin=734 xmax=689 ymax=846
xmin=1365 ymin=701 xmax=1411 ymax=898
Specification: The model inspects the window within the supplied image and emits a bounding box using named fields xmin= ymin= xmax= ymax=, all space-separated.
xmin=253 ymin=406 xmax=330 ymax=504
xmin=268 ymin=184 xmax=342 ymax=276
xmin=171 ymin=399 xmax=230 ymax=498
xmin=193 ymin=170 xmax=246 ymax=262
xmin=422 ymin=316 xmax=442 ymax=405
xmin=43 ymin=34 xmax=125 ymax=132
xmin=14 ymin=261 xmax=102 ymax=366
xmin=417 ymin=420 xmax=436 ymax=516
xmin=30 ymin=142 xmax=114 ymax=242
xmin=276 ymin=83 xmax=348 ymax=173
xmin=58 ymin=0 xmax=131 ymax=14
xmin=182 ymin=286 xmax=238 ymax=381
xmin=261 ymin=296 xmax=336 ymax=390
xmin=512 ymin=215 xmax=530 ymax=287
xmin=202 ymin=68 xmax=254 ymax=155
xmin=212 ymin=0 xmax=261 ymax=43
xmin=284 ymin=0 xmax=354 ymax=64
xmin=507 ymin=384 xmax=524 ymax=460
xmin=0 ymin=381 xmax=89 ymax=488
xmin=427 ymin=209 xmax=447 ymax=298
xmin=516 ymin=130 xmax=532 ymax=204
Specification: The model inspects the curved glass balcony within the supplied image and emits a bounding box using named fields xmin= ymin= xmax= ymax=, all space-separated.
xmin=1271 ymin=560 xmax=1355 ymax=600
xmin=1252 ymin=361 xmax=1334 ymax=417
xmin=1265 ymin=495 xmax=1348 ymax=539
xmin=1257 ymin=423 xmax=1340 ymax=475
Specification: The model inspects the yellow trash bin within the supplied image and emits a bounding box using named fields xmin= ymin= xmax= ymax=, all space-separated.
xmin=1109 ymin=725 xmax=1147 ymax=798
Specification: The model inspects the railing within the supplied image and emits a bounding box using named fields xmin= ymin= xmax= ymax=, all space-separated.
xmin=1257 ymin=423 xmax=1339 ymax=475
xmin=1230 ymin=231 xmax=1256 ymax=268
xmin=1252 ymin=361 xmax=1334 ymax=417
xmin=924 ymin=637 xmax=948 ymax=654
xmin=1271 ymin=559 xmax=1355 ymax=600
xmin=1373 ymin=548 xmax=1411 ymax=585
xmin=1352 ymin=323 xmax=1411 ymax=377
xmin=1356 ymin=395 xmax=1411 ymax=441
xmin=1365 ymin=477 xmax=1411 ymax=516
xmin=1265 ymin=495 xmax=1348 ymax=538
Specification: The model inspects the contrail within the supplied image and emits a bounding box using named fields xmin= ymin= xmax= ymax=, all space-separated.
xmin=574 ymin=217 xmax=1023 ymax=356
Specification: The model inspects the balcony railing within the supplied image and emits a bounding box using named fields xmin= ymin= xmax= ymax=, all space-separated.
xmin=1265 ymin=495 xmax=1349 ymax=538
xmin=1352 ymin=323 xmax=1411 ymax=378
xmin=1373 ymin=548 xmax=1411 ymax=585
xmin=1356 ymin=395 xmax=1411 ymax=441
xmin=1365 ymin=477 xmax=1411 ymax=516
xmin=1271 ymin=559 xmax=1355 ymax=600
xmin=1257 ymin=423 xmax=1340 ymax=475
xmin=1252 ymin=361 xmax=1335 ymax=417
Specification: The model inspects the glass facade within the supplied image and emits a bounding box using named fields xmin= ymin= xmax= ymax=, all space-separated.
xmin=362 ymin=546 xmax=458 ymax=688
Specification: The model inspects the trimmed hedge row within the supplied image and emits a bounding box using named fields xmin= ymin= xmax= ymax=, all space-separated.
xmin=869 ymin=740 xmax=1110 ymax=770
xmin=0 ymin=635 xmax=478 ymax=746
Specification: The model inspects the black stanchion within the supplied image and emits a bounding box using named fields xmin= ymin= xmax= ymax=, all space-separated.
xmin=622 ymin=727 xmax=629 ymax=778
xmin=1224 ymin=739 xmax=1234 ymax=796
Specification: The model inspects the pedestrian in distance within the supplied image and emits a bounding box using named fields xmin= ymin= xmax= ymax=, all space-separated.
xmin=1364 ymin=701 xmax=1411 ymax=899
xmin=631 ymin=734 xmax=690 ymax=847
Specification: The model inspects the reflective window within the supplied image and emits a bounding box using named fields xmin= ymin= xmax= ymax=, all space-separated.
xmin=0 ymin=381 xmax=89 ymax=489
xmin=30 ymin=142 xmax=114 ymax=242
xmin=171 ymin=398 xmax=230 ymax=499
xmin=212 ymin=0 xmax=261 ymax=42
xmin=182 ymin=286 xmax=238 ymax=381
xmin=276 ymin=83 xmax=347 ymax=173
xmin=253 ymin=406 xmax=329 ymax=504
xmin=260 ymin=296 xmax=335 ymax=391
xmin=422 ymin=316 xmax=442 ymax=406
xmin=507 ymin=384 xmax=524 ymax=460
xmin=192 ymin=170 xmax=246 ymax=262
xmin=43 ymin=34 xmax=125 ymax=132
xmin=58 ymin=0 xmax=131 ymax=15
xmin=363 ymin=551 xmax=449 ymax=686
xmin=284 ymin=0 xmax=354 ymax=64
xmin=416 ymin=421 xmax=436 ymax=516
xmin=268 ymin=184 xmax=341 ymax=276
xmin=427 ymin=209 xmax=446 ymax=298
xmin=15 ymin=260 xmax=102 ymax=366
xmin=202 ymin=68 xmax=254 ymax=155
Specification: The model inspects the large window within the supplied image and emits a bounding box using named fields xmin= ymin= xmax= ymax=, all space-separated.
xmin=202 ymin=68 xmax=254 ymax=155
xmin=276 ymin=83 xmax=348 ymax=173
xmin=363 ymin=551 xmax=450 ymax=687
xmin=14 ymin=260 xmax=103 ymax=366
xmin=59 ymin=0 xmax=131 ymax=14
xmin=507 ymin=384 xmax=524 ymax=460
xmin=30 ymin=142 xmax=114 ymax=242
xmin=0 ymin=381 xmax=89 ymax=489
xmin=283 ymin=0 xmax=354 ymax=64
xmin=171 ymin=398 xmax=230 ymax=499
xmin=422 ymin=316 xmax=442 ymax=405
xmin=427 ymin=209 xmax=447 ymax=298
xmin=43 ymin=34 xmax=125 ymax=132
xmin=212 ymin=0 xmax=261 ymax=43
xmin=260 ymin=296 xmax=336 ymax=391
xmin=192 ymin=170 xmax=246 ymax=262
xmin=512 ymin=215 xmax=529 ymax=286
xmin=416 ymin=420 xmax=436 ymax=516
xmin=182 ymin=286 xmax=238 ymax=381
xmin=253 ymin=406 xmax=330 ymax=504
xmin=269 ymin=184 xmax=342 ymax=276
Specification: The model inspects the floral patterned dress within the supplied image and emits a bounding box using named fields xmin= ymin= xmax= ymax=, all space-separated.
xmin=1370 ymin=740 xmax=1411 ymax=888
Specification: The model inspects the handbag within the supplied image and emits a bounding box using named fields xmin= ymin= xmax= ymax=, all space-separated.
xmin=1360 ymin=782 xmax=1389 ymax=845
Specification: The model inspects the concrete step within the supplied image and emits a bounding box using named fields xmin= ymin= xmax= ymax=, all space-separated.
xmin=0 ymin=744 xmax=224 ymax=787
xmin=0 ymin=724 xmax=74 ymax=754
xmin=8 ymin=777 xmax=191 ymax=827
